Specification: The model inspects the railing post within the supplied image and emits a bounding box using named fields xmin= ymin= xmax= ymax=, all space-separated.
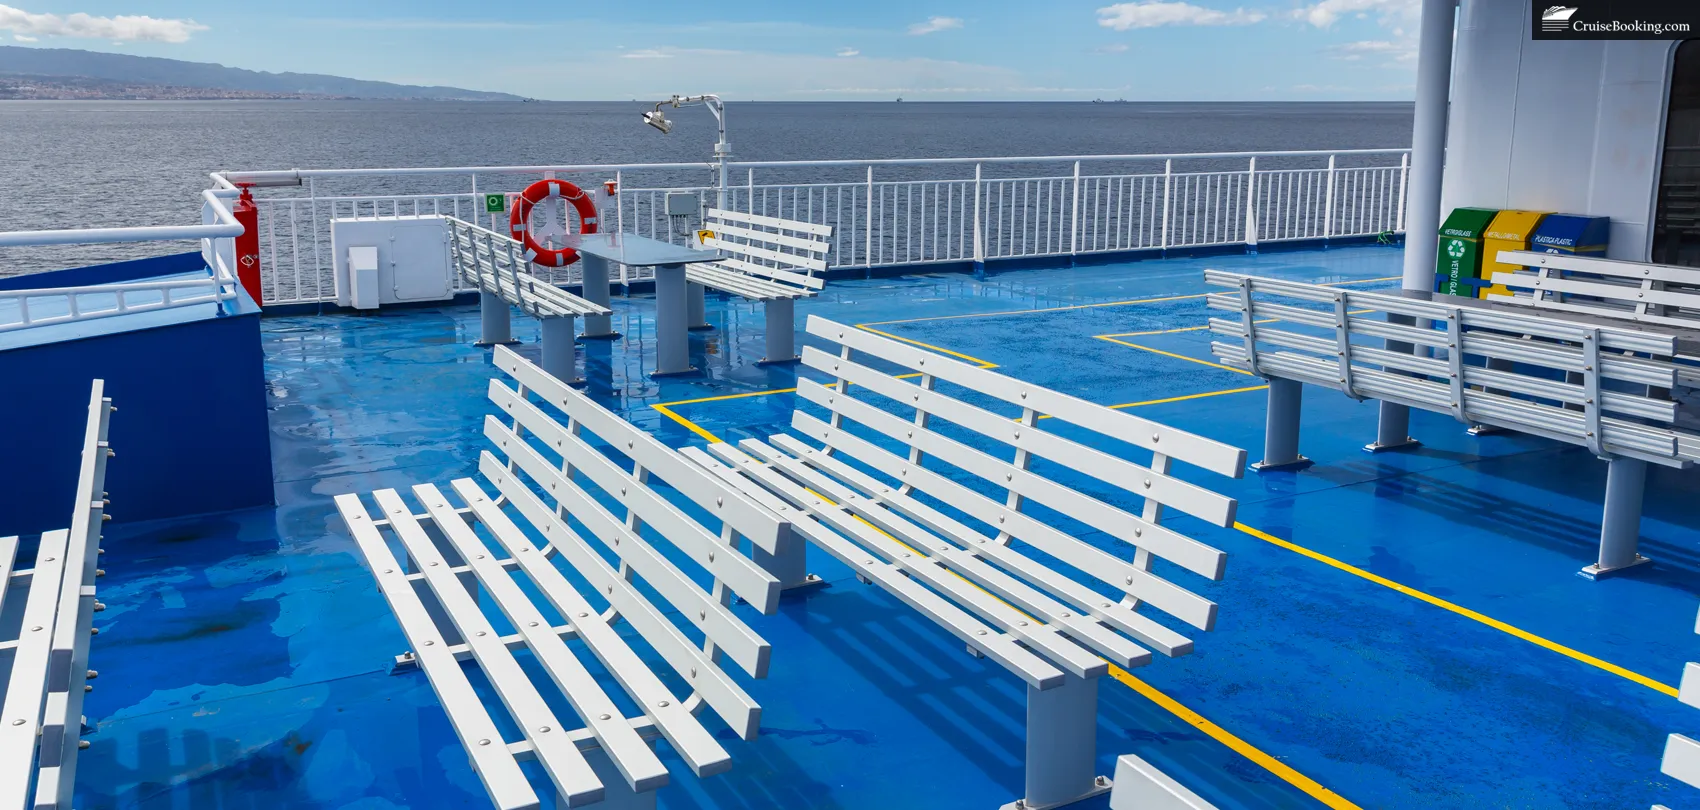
xmin=1323 ymin=154 xmax=1337 ymax=242
xmin=1243 ymin=156 xmax=1259 ymax=253
xmin=973 ymin=163 xmax=985 ymax=278
xmin=865 ymin=166 xmax=874 ymax=270
xmin=1069 ymin=161 xmax=1081 ymax=258
xmin=1160 ymin=159 xmax=1172 ymax=253
xmin=1395 ymin=151 xmax=1410 ymax=235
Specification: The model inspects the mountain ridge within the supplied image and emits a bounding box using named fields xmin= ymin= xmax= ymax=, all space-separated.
xmin=0 ymin=46 xmax=524 ymax=101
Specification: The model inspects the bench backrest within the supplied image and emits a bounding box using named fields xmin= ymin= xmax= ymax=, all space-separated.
xmin=791 ymin=316 xmax=1242 ymax=667
xmin=484 ymin=342 xmax=786 ymax=713
xmin=0 ymin=381 xmax=112 ymax=810
xmin=702 ymin=208 xmax=832 ymax=290
xmin=447 ymin=217 xmax=609 ymax=318
xmin=1489 ymin=249 xmax=1700 ymax=330
xmin=1204 ymin=270 xmax=1700 ymax=466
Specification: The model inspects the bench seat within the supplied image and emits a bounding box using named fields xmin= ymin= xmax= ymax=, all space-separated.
xmin=334 ymin=345 xmax=788 ymax=810
xmin=0 ymin=381 xmax=113 ymax=810
xmin=686 ymin=209 xmax=833 ymax=363
xmin=685 ymin=315 xmax=1245 ymax=810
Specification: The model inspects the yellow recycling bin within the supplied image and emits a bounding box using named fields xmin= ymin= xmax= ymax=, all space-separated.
xmin=1479 ymin=210 xmax=1549 ymax=299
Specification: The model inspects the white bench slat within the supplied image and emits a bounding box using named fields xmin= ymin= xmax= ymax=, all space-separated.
xmin=1499 ymin=249 xmax=1700 ymax=285
xmin=686 ymin=264 xmax=812 ymax=301
xmin=1491 ymin=270 xmax=1700 ymax=311
xmin=713 ymin=256 xmax=825 ymax=290
xmin=796 ymin=378 xmax=1227 ymax=581
xmin=492 ymin=347 xmax=784 ymax=555
xmin=370 ymin=489 xmax=604 ymax=806
xmin=481 ymin=417 xmax=773 ymax=674
xmin=802 ymin=347 xmax=1237 ymax=527
xmin=0 ymin=530 xmax=70 ymax=808
xmin=743 ymin=439 xmax=1151 ymax=669
xmin=448 ymin=479 xmax=739 ymax=777
xmin=765 ymin=433 xmax=1195 ymax=656
xmin=473 ymin=456 xmax=764 ymax=745
xmin=1109 ymin=754 xmax=1220 ymax=810
xmin=703 ymin=237 xmax=828 ymax=273
xmin=706 ymin=207 xmax=833 ymax=236
xmin=333 ymin=496 xmax=543 ymax=810
xmin=737 ymin=442 xmax=1109 ymax=678
xmin=1487 ymin=289 xmax=1700 ymax=331
xmin=413 ymin=485 xmax=669 ymax=793
xmin=805 ymin=317 xmax=1247 ymax=477
xmin=1664 ymin=733 xmax=1700 ymax=789
xmin=695 ymin=444 xmax=1067 ymax=690
xmin=685 ymin=264 xmax=797 ymax=301
xmin=788 ymin=411 xmax=1219 ymax=631
xmin=705 ymin=221 xmax=830 ymax=254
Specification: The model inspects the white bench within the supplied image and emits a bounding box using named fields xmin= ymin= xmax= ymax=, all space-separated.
xmin=1205 ymin=270 xmax=1700 ymax=579
xmin=334 ymin=345 xmax=790 ymax=810
xmin=1659 ymin=604 xmax=1700 ymax=805
xmin=688 ymin=209 xmax=833 ymax=364
xmin=685 ymin=315 xmax=1245 ymax=810
xmin=0 ymin=381 xmax=114 ymax=810
xmin=1108 ymin=754 xmax=1220 ymax=810
xmin=448 ymin=217 xmax=613 ymax=385
xmin=1488 ymin=249 xmax=1700 ymax=330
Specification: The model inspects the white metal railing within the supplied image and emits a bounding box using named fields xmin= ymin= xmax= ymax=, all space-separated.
xmin=0 ymin=183 xmax=244 ymax=331
xmin=223 ymin=149 xmax=1409 ymax=306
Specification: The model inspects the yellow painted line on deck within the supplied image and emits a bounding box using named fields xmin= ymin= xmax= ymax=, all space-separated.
xmin=1094 ymin=336 xmax=1255 ymax=376
xmin=1231 ymin=521 xmax=1680 ymax=698
xmin=1110 ymin=667 xmax=1363 ymax=810
xmin=651 ymin=400 xmax=1364 ymax=809
xmin=860 ymin=276 xmax=1400 ymax=328
xmin=853 ymin=324 xmax=1000 ymax=368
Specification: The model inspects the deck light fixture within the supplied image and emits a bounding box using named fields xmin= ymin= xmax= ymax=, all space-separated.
xmin=641 ymin=94 xmax=730 ymax=208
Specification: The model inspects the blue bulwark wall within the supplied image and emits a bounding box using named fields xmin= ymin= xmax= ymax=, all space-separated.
xmin=0 ymin=256 xmax=274 ymax=535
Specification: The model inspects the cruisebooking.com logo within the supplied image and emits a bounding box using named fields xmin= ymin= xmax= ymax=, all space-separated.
xmin=1535 ymin=2 xmax=1698 ymax=39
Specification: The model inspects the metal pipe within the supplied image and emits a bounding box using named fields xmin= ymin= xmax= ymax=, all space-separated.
xmin=0 ymin=189 xmax=242 ymax=247
xmin=1403 ymin=0 xmax=1458 ymax=290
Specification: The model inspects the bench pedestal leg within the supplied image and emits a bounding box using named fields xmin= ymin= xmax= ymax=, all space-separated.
xmin=580 ymin=254 xmax=620 ymax=339
xmin=1002 ymin=674 xmax=1110 ymax=810
xmin=572 ymin=746 xmax=657 ymax=810
xmin=1252 ymin=377 xmax=1312 ymax=472
xmin=687 ymin=282 xmax=713 ymax=331
xmin=541 ymin=316 xmax=585 ymax=386
xmin=477 ymin=291 xmax=517 ymax=346
xmin=1365 ymin=401 xmax=1421 ymax=452
xmin=1468 ymin=357 xmax=1514 ymax=435
xmin=757 ymin=298 xmax=799 ymax=365
xmin=1581 ymin=456 xmax=1653 ymax=580
xmin=751 ymin=525 xmax=823 ymax=593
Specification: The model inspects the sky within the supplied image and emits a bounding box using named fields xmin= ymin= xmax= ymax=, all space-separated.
xmin=0 ymin=0 xmax=1424 ymax=100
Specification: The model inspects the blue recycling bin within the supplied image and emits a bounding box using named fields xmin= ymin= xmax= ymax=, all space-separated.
xmin=1529 ymin=214 xmax=1610 ymax=259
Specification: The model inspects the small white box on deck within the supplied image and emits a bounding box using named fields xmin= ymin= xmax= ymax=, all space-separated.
xmin=331 ymin=215 xmax=455 ymax=309
xmin=346 ymin=246 xmax=380 ymax=310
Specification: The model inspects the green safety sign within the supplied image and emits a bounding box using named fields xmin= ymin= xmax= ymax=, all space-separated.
xmin=484 ymin=193 xmax=506 ymax=213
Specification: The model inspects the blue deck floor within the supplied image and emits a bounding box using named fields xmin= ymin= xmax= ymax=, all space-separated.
xmin=74 ymin=244 xmax=1700 ymax=809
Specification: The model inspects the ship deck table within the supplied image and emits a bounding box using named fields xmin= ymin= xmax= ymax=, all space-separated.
xmin=565 ymin=233 xmax=720 ymax=376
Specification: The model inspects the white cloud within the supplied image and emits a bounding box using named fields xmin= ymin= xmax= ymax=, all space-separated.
xmin=1096 ymin=2 xmax=1265 ymax=30
xmin=908 ymin=16 xmax=963 ymax=35
xmin=620 ymin=49 xmax=673 ymax=59
xmin=0 ymin=4 xmax=208 ymax=43
xmin=837 ymin=47 xmax=860 ymax=57
xmin=12 ymin=32 xmax=33 ymax=41
xmin=1329 ymin=38 xmax=1416 ymax=62
xmin=1093 ymin=43 xmax=1130 ymax=53
xmin=1292 ymin=0 xmax=1417 ymax=29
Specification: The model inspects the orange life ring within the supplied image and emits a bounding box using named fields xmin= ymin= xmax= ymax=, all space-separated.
xmin=508 ymin=179 xmax=599 ymax=267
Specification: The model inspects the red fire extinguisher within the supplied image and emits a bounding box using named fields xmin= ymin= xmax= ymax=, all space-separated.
xmin=233 ymin=183 xmax=263 ymax=306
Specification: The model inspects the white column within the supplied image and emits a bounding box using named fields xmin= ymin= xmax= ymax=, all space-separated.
xmin=1379 ymin=0 xmax=1457 ymax=446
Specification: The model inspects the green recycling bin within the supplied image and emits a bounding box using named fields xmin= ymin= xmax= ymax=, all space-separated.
xmin=1435 ymin=207 xmax=1500 ymax=297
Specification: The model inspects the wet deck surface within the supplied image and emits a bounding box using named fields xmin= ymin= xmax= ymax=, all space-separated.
xmin=70 ymin=244 xmax=1700 ymax=809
